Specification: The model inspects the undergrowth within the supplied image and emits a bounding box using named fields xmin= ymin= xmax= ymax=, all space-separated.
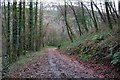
xmin=60 ymin=28 xmax=120 ymax=71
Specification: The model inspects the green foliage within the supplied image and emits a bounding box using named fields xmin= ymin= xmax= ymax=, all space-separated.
xmin=111 ymin=52 xmax=120 ymax=64
xmin=111 ymin=52 xmax=120 ymax=69
xmin=77 ymin=54 xmax=91 ymax=61
xmin=106 ymin=47 xmax=113 ymax=58
xmin=92 ymin=34 xmax=104 ymax=41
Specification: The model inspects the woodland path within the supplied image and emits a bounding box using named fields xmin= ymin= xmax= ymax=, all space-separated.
xmin=9 ymin=48 xmax=120 ymax=78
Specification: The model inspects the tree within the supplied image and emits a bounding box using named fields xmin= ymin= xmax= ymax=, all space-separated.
xmin=2 ymin=1 xmax=8 ymax=77
xmin=67 ymin=0 xmax=82 ymax=36
xmin=108 ymin=2 xmax=117 ymax=23
xmin=91 ymin=1 xmax=98 ymax=31
xmin=6 ymin=1 xmax=11 ymax=62
xmin=81 ymin=2 xmax=89 ymax=32
xmin=109 ymin=2 xmax=119 ymax=19
xmin=92 ymin=2 xmax=105 ymax=22
xmin=105 ymin=2 xmax=113 ymax=29
xmin=22 ymin=0 xmax=26 ymax=54
xmin=12 ymin=0 xmax=18 ymax=61
xmin=18 ymin=0 xmax=22 ymax=56
xmin=64 ymin=0 xmax=74 ymax=42
xmin=118 ymin=1 xmax=120 ymax=16
xmin=38 ymin=2 xmax=43 ymax=48
xmin=28 ymin=0 xmax=34 ymax=51
xmin=34 ymin=0 xmax=38 ymax=51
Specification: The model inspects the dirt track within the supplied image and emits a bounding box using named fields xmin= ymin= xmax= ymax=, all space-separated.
xmin=9 ymin=48 xmax=120 ymax=78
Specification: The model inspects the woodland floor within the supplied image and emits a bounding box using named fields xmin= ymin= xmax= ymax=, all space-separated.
xmin=8 ymin=48 xmax=120 ymax=78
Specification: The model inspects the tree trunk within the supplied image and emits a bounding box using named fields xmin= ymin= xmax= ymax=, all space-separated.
xmin=81 ymin=2 xmax=89 ymax=32
xmin=91 ymin=2 xmax=98 ymax=31
xmin=68 ymin=1 xmax=82 ymax=36
xmin=118 ymin=1 xmax=120 ymax=16
xmin=28 ymin=1 xmax=33 ymax=51
xmin=64 ymin=0 xmax=73 ymax=42
xmin=22 ymin=0 xmax=26 ymax=54
xmin=12 ymin=0 xmax=18 ymax=61
xmin=18 ymin=0 xmax=22 ymax=56
xmin=105 ymin=2 xmax=113 ymax=30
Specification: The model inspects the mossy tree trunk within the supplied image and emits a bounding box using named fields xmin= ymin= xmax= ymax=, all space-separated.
xmin=22 ymin=0 xmax=26 ymax=54
xmin=28 ymin=0 xmax=34 ymax=51
xmin=12 ymin=0 xmax=18 ymax=61
xmin=18 ymin=0 xmax=22 ymax=56
xmin=38 ymin=2 xmax=43 ymax=49
xmin=34 ymin=0 xmax=38 ymax=51
xmin=6 ymin=1 xmax=11 ymax=63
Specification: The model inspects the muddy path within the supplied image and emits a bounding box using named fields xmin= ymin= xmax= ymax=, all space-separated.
xmin=8 ymin=48 xmax=120 ymax=78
